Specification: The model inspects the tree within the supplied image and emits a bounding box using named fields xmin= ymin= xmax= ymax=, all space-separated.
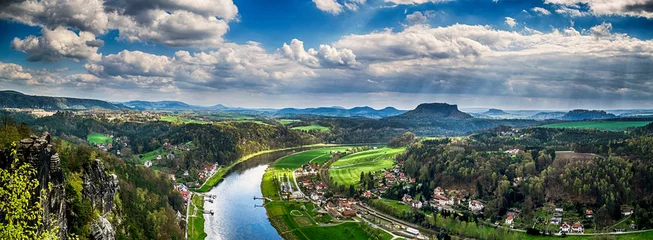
xmin=360 ymin=172 xmax=365 ymax=184
xmin=348 ymin=185 xmax=355 ymax=197
xmin=0 ymin=144 xmax=59 ymax=239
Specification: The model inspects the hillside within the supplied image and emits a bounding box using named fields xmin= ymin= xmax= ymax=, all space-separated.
xmin=561 ymin=109 xmax=616 ymax=120
xmin=530 ymin=111 xmax=566 ymax=120
xmin=389 ymin=103 xmax=472 ymax=120
xmin=483 ymin=108 xmax=508 ymax=116
xmin=0 ymin=90 xmax=125 ymax=110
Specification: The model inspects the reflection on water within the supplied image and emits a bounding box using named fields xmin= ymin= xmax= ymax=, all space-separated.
xmin=203 ymin=150 xmax=300 ymax=240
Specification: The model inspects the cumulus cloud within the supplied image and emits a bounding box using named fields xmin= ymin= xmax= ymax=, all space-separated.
xmin=545 ymin=0 xmax=653 ymax=19
xmin=312 ymin=0 xmax=343 ymax=15
xmin=405 ymin=10 xmax=436 ymax=25
xmin=504 ymin=17 xmax=517 ymax=28
xmin=11 ymin=27 xmax=102 ymax=62
xmin=384 ymin=0 xmax=452 ymax=5
xmin=531 ymin=7 xmax=552 ymax=15
xmin=279 ymin=39 xmax=358 ymax=68
xmin=0 ymin=0 xmax=239 ymax=49
xmin=0 ymin=62 xmax=32 ymax=80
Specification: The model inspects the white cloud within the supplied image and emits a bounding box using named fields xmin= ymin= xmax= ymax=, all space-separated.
xmin=531 ymin=7 xmax=552 ymax=15
xmin=11 ymin=27 xmax=102 ymax=62
xmin=545 ymin=0 xmax=653 ymax=19
xmin=405 ymin=10 xmax=436 ymax=25
xmin=0 ymin=62 xmax=32 ymax=81
xmin=504 ymin=17 xmax=517 ymax=28
xmin=312 ymin=0 xmax=344 ymax=15
xmin=384 ymin=0 xmax=452 ymax=5
xmin=0 ymin=0 xmax=239 ymax=49
xmin=279 ymin=39 xmax=358 ymax=68
xmin=554 ymin=5 xmax=589 ymax=17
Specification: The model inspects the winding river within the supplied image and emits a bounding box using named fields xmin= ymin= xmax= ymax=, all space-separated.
xmin=202 ymin=149 xmax=298 ymax=240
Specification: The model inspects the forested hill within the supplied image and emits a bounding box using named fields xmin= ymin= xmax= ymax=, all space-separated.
xmin=0 ymin=90 xmax=125 ymax=110
xmin=388 ymin=103 xmax=472 ymax=120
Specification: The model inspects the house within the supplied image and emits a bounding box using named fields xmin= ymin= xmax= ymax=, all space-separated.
xmin=168 ymin=174 xmax=176 ymax=182
xmin=585 ymin=209 xmax=594 ymax=218
xmin=622 ymin=206 xmax=633 ymax=216
xmin=402 ymin=194 xmax=413 ymax=203
xmin=433 ymin=195 xmax=452 ymax=206
xmin=363 ymin=191 xmax=372 ymax=198
xmin=572 ymin=222 xmax=584 ymax=233
xmin=328 ymin=208 xmax=341 ymax=218
xmin=550 ymin=218 xmax=561 ymax=225
xmin=560 ymin=222 xmax=570 ymax=232
xmin=411 ymin=200 xmax=423 ymax=209
xmin=144 ymin=160 xmax=153 ymax=168
xmin=406 ymin=227 xmax=419 ymax=236
xmin=468 ymin=200 xmax=484 ymax=212
xmin=434 ymin=186 xmax=444 ymax=196
xmin=156 ymin=155 xmax=162 ymax=160
xmin=505 ymin=149 xmax=520 ymax=154
xmin=554 ymin=208 xmax=564 ymax=213
xmin=342 ymin=209 xmax=357 ymax=217
xmin=505 ymin=215 xmax=514 ymax=225
xmin=167 ymin=153 xmax=176 ymax=159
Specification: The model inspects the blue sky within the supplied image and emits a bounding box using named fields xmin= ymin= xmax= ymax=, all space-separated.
xmin=0 ymin=0 xmax=652 ymax=110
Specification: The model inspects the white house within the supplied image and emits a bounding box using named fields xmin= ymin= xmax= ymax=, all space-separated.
xmin=505 ymin=215 xmax=514 ymax=225
xmin=571 ymin=222 xmax=584 ymax=233
xmin=433 ymin=195 xmax=453 ymax=206
xmin=144 ymin=160 xmax=152 ymax=168
xmin=469 ymin=200 xmax=484 ymax=212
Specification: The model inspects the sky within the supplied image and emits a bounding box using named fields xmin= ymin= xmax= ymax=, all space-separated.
xmin=0 ymin=0 xmax=652 ymax=110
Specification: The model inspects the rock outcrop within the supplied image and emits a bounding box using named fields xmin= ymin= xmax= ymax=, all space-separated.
xmin=90 ymin=216 xmax=115 ymax=240
xmin=83 ymin=159 xmax=119 ymax=215
xmin=390 ymin=103 xmax=473 ymax=120
xmin=0 ymin=134 xmax=68 ymax=239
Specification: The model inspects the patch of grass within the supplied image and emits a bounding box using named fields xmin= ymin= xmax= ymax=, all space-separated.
xmin=294 ymin=217 xmax=312 ymax=227
xmin=280 ymin=119 xmax=301 ymax=125
xmin=160 ymin=115 xmax=209 ymax=124
xmin=539 ymin=121 xmax=652 ymax=131
xmin=300 ymin=222 xmax=387 ymax=240
xmin=87 ymin=133 xmax=112 ymax=145
xmin=188 ymin=194 xmax=207 ymax=240
xmin=329 ymin=147 xmax=404 ymax=187
xmin=273 ymin=147 xmax=352 ymax=170
xmin=291 ymin=124 xmax=330 ymax=132
xmin=370 ymin=198 xmax=413 ymax=216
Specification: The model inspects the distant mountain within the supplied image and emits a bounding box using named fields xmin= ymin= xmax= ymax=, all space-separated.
xmin=0 ymin=90 xmax=125 ymax=110
xmin=390 ymin=103 xmax=472 ymax=120
xmin=561 ymin=109 xmax=616 ymax=120
xmin=123 ymin=100 xmax=192 ymax=110
xmin=530 ymin=112 xmax=566 ymax=120
xmin=484 ymin=108 xmax=508 ymax=116
xmin=276 ymin=106 xmax=405 ymax=118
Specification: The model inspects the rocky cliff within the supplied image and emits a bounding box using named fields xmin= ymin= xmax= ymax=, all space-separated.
xmin=0 ymin=134 xmax=120 ymax=240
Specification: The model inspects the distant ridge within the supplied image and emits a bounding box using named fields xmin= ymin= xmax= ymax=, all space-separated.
xmin=484 ymin=108 xmax=508 ymax=116
xmin=276 ymin=106 xmax=405 ymax=119
xmin=561 ymin=109 xmax=616 ymax=120
xmin=0 ymin=90 xmax=125 ymax=110
xmin=390 ymin=103 xmax=472 ymax=120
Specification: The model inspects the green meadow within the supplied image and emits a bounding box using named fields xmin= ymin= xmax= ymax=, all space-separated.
xmin=87 ymin=133 xmax=113 ymax=145
xmin=273 ymin=147 xmax=352 ymax=170
xmin=329 ymin=147 xmax=404 ymax=187
xmin=291 ymin=124 xmax=330 ymax=132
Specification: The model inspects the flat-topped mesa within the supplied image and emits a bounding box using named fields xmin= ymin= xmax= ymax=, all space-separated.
xmin=561 ymin=109 xmax=616 ymax=120
xmin=391 ymin=103 xmax=473 ymax=120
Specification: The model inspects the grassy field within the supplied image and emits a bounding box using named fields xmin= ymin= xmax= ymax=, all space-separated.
xmin=370 ymin=198 xmax=413 ymax=216
xmin=262 ymin=158 xmax=391 ymax=240
xmin=188 ymin=194 xmax=207 ymax=240
xmin=329 ymin=147 xmax=404 ymax=186
xmin=160 ymin=115 xmax=209 ymax=124
xmin=279 ymin=119 xmax=301 ymax=125
xmin=273 ymin=147 xmax=352 ymax=170
xmin=539 ymin=121 xmax=652 ymax=131
xmin=195 ymin=144 xmax=338 ymax=192
xmin=291 ymin=124 xmax=330 ymax=132
xmin=87 ymin=133 xmax=112 ymax=145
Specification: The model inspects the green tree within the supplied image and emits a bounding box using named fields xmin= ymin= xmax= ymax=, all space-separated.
xmin=0 ymin=144 xmax=59 ymax=239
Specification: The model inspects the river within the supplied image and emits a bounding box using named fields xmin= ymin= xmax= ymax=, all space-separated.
xmin=202 ymin=150 xmax=297 ymax=240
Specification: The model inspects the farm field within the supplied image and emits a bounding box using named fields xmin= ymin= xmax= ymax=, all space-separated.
xmin=329 ymin=147 xmax=404 ymax=187
xmin=539 ymin=121 xmax=652 ymax=131
xmin=291 ymin=124 xmax=330 ymax=132
xmin=279 ymin=119 xmax=301 ymax=125
xmin=273 ymin=147 xmax=352 ymax=170
xmin=87 ymin=133 xmax=112 ymax=145
xmin=160 ymin=115 xmax=209 ymax=124
xmin=189 ymin=194 xmax=207 ymax=240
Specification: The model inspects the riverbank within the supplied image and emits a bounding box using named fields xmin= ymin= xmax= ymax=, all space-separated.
xmin=195 ymin=144 xmax=338 ymax=192
xmin=188 ymin=194 xmax=207 ymax=240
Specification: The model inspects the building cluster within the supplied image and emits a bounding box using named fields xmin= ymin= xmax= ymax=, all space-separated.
xmin=324 ymin=197 xmax=359 ymax=219
xmin=175 ymin=183 xmax=191 ymax=203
